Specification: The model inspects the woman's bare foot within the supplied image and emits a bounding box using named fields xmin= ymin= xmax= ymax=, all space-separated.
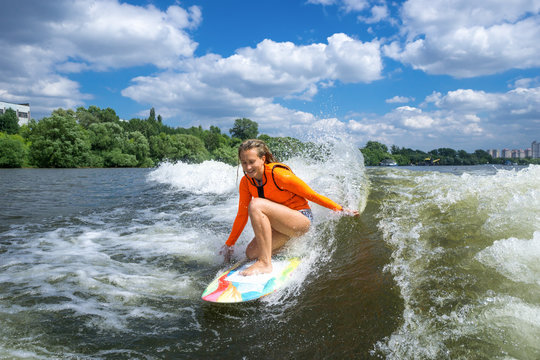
xmin=241 ymin=260 xmax=272 ymax=276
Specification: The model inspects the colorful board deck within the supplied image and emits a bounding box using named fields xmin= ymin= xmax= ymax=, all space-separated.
xmin=202 ymin=257 xmax=301 ymax=303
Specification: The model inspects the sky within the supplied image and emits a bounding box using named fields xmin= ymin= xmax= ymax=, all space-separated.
xmin=1 ymin=0 xmax=539 ymax=151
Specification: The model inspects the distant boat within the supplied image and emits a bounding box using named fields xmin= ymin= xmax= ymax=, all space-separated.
xmin=379 ymin=159 xmax=398 ymax=166
xmin=418 ymin=157 xmax=440 ymax=166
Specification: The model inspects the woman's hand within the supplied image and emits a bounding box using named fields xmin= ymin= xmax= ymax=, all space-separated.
xmin=219 ymin=244 xmax=234 ymax=263
xmin=342 ymin=208 xmax=359 ymax=217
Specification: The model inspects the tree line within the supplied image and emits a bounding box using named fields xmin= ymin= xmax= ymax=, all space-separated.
xmin=360 ymin=141 xmax=540 ymax=166
xmin=0 ymin=106 xmax=316 ymax=168
xmin=2 ymin=106 xmax=538 ymax=168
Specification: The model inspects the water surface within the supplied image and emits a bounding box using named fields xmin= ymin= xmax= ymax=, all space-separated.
xmin=1 ymin=158 xmax=538 ymax=359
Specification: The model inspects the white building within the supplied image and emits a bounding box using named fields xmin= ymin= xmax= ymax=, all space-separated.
xmin=0 ymin=101 xmax=31 ymax=126
xmin=511 ymin=149 xmax=526 ymax=159
xmin=532 ymin=141 xmax=540 ymax=159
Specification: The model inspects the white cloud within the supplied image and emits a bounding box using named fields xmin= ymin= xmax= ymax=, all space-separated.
xmin=199 ymin=34 xmax=382 ymax=94
xmin=307 ymin=0 xmax=369 ymax=12
xmin=346 ymin=117 xmax=404 ymax=146
xmin=346 ymin=107 xmax=486 ymax=149
xmin=428 ymin=87 xmax=540 ymax=120
xmin=326 ymin=34 xmax=383 ymax=83
xmin=428 ymin=89 xmax=499 ymax=111
xmin=386 ymin=95 xmax=413 ymax=103
xmin=0 ymin=0 xmax=200 ymax=115
xmin=512 ymin=76 xmax=540 ymax=89
xmin=307 ymin=0 xmax=336 ymax=5
xmin=122 ymin=34 xmax=382 ymax=128
xmin=347 ymin=86 xmax=540 ymax=150
xmin=384 ymin=0 xmax=540 ymax=77
xmin=395 ymin=106 xmax=435 ymax=129
xmin=358 ymin=4 xmax=389 ymax=24
xmin=309 ymin=0 xmax=392 ymax=23
xmin=121 ymin=70 xmax=316 ymax=132
xmin=51 ymin=0 xmax=200 ymax=70
xmin=348 ymin=118 xmax=399 ymax=136
xmin=341 ymin=0 xmax=370 ymax=12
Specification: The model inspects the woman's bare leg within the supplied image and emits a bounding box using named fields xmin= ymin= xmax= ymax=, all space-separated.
xmin=245 ymin=229 xmax=289 ymax=260
xmin=242 ymin=197 xmax=311 ymax=275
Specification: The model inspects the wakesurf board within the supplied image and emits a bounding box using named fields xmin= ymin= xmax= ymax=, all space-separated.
xmin=202 ymin=257 xmax=300 ymax=303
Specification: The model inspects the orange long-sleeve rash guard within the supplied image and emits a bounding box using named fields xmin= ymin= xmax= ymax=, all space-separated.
xmin=225 ymin=163 xmax=342 ymax=246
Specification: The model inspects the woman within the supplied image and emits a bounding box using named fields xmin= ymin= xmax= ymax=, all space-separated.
xmin=221 ymin=139 xmax=357 ymax=276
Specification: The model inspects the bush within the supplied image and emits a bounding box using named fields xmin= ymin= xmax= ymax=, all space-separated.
xmin=0 ymin=109 xmax=20 ymax=135
xmin=212 ymin=145 xmax=237 ymax=165
xmin=102 ymin=148 xmax=138 ymax=167
xmin=149 ymin=133 xmax=209 ymax=163
xmin=0 ymin=134 xmax=27 ymax=168
xmin=29 ymin=113 xmax=91 ymax=168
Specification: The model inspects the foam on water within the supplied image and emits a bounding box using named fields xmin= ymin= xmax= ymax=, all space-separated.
xmin=148 ymin=160 xmax=239 ymax=195
xmin=477 ymin=294 xmax=540 ymax=357
xmin=476 ymin=231 xmax=540 ymax=286
xmin=374 ymin=165 xmax=540 ymax=359
xmin=0 ymin=194 xmax=233 ymax=359
xmin=1 ymin=224 xmax=199 ymax=329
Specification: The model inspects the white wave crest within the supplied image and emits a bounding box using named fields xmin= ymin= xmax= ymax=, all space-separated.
xmin=148 ymin=160 xmax=239 ymax=194
xmin=476 ymin=231 xmax=540 ymax=286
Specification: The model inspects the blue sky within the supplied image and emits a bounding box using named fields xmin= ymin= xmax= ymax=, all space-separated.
xmin=1 ymin=0 xmax=539 ymax=151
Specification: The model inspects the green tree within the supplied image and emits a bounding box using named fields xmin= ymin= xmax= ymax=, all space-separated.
xmin=364 ymin=141 xmax=389 ymax=153
xmin=87 ymin=122 xmax=152 ymax=167
xmin=392 ymin=153 xmax=410 ymax=166
xmin=76 ymin=106 xmax=120 ymax=128
xmin=149 ymin=133 xmax=209 ymax=163
xmin=149 ymin=133 xmax=176 ymax=162
xmin=230 ymin=118 xmax=258 ymax=140
xmin=203 ymin=131 xmax=221 ymax=152
xmin=360 ymin=141 xmax=392 ymax=166
xmin=456 ymin=150 xmax=470 ymax=165
xmin=0 ymin=133 xmax=28 ymax=168
xmin=265 ymin=136 xmax=305 ymax=161
xmin=0 ymin=108 xmax=20 ymax=134
xmin=149 ymin=107 xmax=156 ymax=122
xmin=102 ymin=148 xmax=138 ymax=167
xmin=52 ymin=108 xmax=76 ymax=119
xmin=180 ymin=125 xmax=205 ymax=139
xmin=18 ymin=123 xmax=32 ymax=141
xmin=88 ymin=106 xmax=119 ymax=123
xmin=76 ymin=106 xmax=99 ymax=128
xmin=474 ymin=149 xmax=492 ymax=164
xmin=88 ymin=122 xmax=126 ymax=151
xmin=125 ymin=131 xmax=153 ymax=167
xmin=391 ymin=146 xmax=428 ymax=165
xmin=87 ymin=152 xmax=105 ymax=168
xmin=174 ymin=134 xmax=210 ymax=163
xmin=29 ymin=113 xmax=91 ymax=168
xmin=123 ymin=117 xmax=162 ymax=139
xmin=76 ymin=106 xmax=120 ymax=129
xmin=212 ymin=145 xmax=237 ymax=165
xmin=431 ymin=148 xmax=457 ymax=158
xmin=203 ymin=126 xmax=230 ymax=152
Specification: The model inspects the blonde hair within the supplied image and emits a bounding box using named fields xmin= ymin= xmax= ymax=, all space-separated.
xmin=238 ymin=139 xmax=276 ymax=164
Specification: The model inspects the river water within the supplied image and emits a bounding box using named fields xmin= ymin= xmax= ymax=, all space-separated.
xmin=1 ymin=143 xmax=539 ymax=359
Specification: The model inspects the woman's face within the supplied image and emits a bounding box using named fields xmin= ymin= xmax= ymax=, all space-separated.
xmin=240 ymin=149 xmax=265 ymax=180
